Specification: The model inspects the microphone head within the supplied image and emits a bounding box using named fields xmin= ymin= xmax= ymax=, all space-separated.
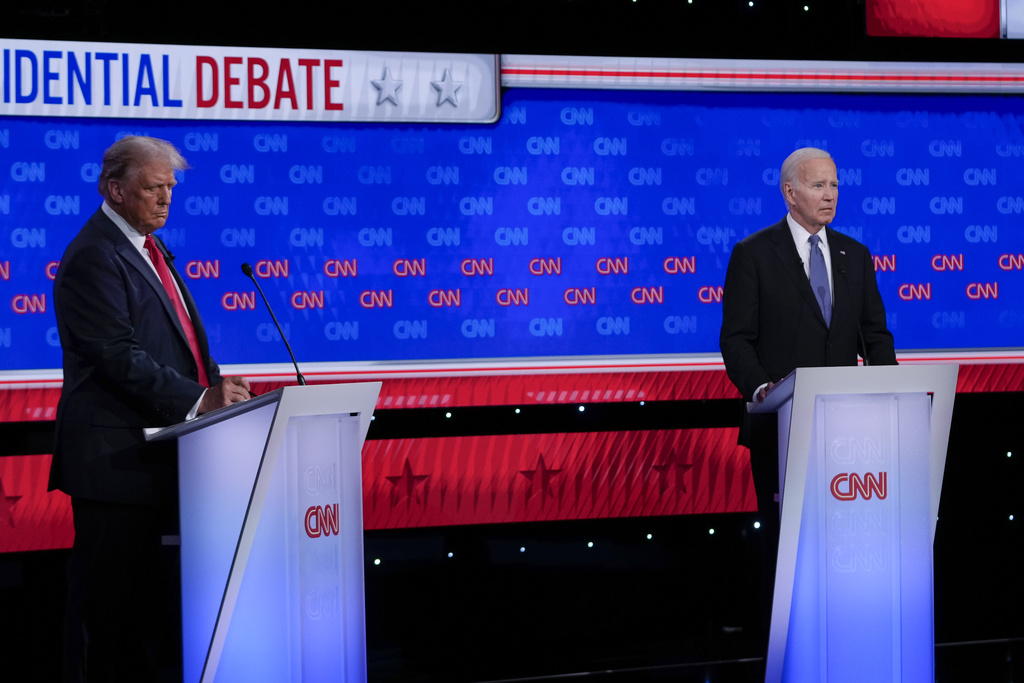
xmin=241 ymin=262 xmax=254 ymax=277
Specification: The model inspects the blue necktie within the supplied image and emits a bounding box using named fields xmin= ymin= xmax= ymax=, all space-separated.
xmin=808 ymin=234 xmax=831 ymax=327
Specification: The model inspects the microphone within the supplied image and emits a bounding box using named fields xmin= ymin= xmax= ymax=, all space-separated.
xmin=241 ymin=263 xmax=306 ymax=386
xmin=838 ymin=265 xmax=870 ymax=367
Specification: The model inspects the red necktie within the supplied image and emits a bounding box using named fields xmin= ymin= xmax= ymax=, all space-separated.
xmin=143 ymin=235 xmax=210 ymax=387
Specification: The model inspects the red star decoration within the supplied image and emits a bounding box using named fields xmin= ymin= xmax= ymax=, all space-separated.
xmin=0 ymin=479 xmax=22 ymax=528
xmin=385 ymin=459 xmax=429 ymax=507
xmin=652 ymin=452 xmax=694 ymax=496
xmin=519 ymin=453 xmax=562 ymax=501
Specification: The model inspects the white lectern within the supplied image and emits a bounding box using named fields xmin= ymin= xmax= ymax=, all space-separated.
xmin=750 ymin=365 xmax=958 ymax=683
xmin=147 ymin=382 xmax=382 ymax=683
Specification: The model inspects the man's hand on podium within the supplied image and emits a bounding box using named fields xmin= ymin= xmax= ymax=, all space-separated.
xmin=198 ymin=376 xmax=253 ymax=414
xmin=756 ymin=381 xmax=776 ymax=403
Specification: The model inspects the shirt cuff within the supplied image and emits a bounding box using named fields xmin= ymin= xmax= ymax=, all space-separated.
xmin=186 ymin=389 xmax=206 ymax=421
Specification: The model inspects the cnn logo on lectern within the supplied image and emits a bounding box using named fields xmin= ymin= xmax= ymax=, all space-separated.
xmin=304 ymin=504 xmax=340 ymax=538
xmin=830 ymin=472 xmax=888 ymax=501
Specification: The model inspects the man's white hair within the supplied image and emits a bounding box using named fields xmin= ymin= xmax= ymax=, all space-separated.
xmin=779 ymin=147 xmax=833 ymax=199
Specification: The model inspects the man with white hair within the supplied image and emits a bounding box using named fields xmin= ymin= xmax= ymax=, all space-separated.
xmin=719 ymin=146 xmax=897 ymax=650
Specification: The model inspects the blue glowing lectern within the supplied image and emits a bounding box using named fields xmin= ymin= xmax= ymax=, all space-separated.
xmin=750 ymin=365 xmax=958 ymax=683
xmin=147 ymin=382 xmax=381 ymax=683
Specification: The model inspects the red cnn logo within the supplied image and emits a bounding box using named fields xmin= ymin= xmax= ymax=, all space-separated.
xmin=324 ymin=259 xmax=358 ymax=277
xmin=461 ymin=258 xmax=494 ymax=276
xmin=305 ymin=504 xmax=340 ymax=538
xmin=186 ymin=260 xmax=221 ymax=279
xmin=830 ymin=472 xmax=888 ymax=501
xmin=873 ymin=254 xmax=897 ymax=272
xmin=11 ymin=294 xmax=47 ymax=313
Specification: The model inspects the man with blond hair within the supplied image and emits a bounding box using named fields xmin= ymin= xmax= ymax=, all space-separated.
xmin=50 ymin=136 xmax=252 ymax=680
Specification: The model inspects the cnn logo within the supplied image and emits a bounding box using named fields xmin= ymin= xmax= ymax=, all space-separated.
xmin=304 ymin=504 xmax=340 ymax=538
xmin=830 ymin=472 xmax=887 ymax=501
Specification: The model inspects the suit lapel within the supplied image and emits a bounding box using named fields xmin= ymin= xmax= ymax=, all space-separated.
xmin=97 ymin=211 xmax=192 ymax=348
xmin=769 ymin=221 xmax=828 ymax=328
xmin=828 ymin=228 xmax=849 ymax=328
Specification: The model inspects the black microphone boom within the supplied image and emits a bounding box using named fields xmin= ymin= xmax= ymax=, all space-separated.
xmin=241 ymin=262 xmax=306 ymax=385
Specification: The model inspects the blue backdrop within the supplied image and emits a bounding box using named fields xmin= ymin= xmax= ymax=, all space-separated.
xmin=1 ymin=89 xmax=1022 ymax=370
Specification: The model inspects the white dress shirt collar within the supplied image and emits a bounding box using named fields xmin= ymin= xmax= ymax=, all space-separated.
xmin=786 ymin=212 xmax=833 ymax=298
xmin=101 ymin=201 xmax=148 ymax=254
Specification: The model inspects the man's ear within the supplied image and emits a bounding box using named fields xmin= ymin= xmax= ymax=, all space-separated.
xmin=107 ymin=180 xmax=123 ymax=204
xmin=782 ymin=182 xmax=795 ymax=206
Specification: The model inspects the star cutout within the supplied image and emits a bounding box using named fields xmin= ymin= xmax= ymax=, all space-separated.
xmin=371 ymin=67 xmax=402 ymax=106
xmin=519 ymin=453 xmax=562 ymax=501
xmin=652 ymin=452 xmax=695 ymax=496
xmin=431 ymin=68 xmax=463 ymax=108
xmin=0 ymin=479 xmax=22 ymax=527
xmin=385 ymin=459 xmax=429 ymax=507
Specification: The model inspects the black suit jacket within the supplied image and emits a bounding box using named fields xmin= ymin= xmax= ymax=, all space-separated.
xmin=720 ymin=218 xmax=896 ymax=403
xmin=49 ymin=207 xmax=222 ymax=505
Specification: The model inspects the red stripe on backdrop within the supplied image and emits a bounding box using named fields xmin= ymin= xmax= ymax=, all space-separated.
xmin=0 ymin=455 xmax=73 ymax=553
xmin=1 ymin=364 xmax=1023 ymax=421
xmin=500 ymin=67 xmax=1024 ymax=84
xmin=0 ymin=429 xmax=752 ymax=552
xmin=2 ymin=360 xmax=1022 ymax=552
xmin=866 ymin=0 xmax=1000 ymax=38
xmin=362 ymin=429 xmax=755 ymax=530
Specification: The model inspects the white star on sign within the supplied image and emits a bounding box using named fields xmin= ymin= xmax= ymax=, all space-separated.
xmin=371 ymin=67 xmax=403 ymax=106
xmin=431 ymin=68 xmax=462 ymax=107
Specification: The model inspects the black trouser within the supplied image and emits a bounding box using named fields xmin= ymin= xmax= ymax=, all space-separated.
xmin=63 ymin=498 xmax=181 ymax=683
xmin=747 ymin=412 xmax=781 ymax=654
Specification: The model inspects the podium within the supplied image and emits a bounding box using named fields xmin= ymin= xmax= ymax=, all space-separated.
xmin=749 ymin=365 xmax=958 ymax=683
xmin=147 ymin=382 xmax=382 ymax=683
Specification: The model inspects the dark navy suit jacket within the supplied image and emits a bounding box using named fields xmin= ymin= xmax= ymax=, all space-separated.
xmin=49 ymin=207 xmax=221 ymax=505
xmin=720 ymin=218 xmax=897 ymax=403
